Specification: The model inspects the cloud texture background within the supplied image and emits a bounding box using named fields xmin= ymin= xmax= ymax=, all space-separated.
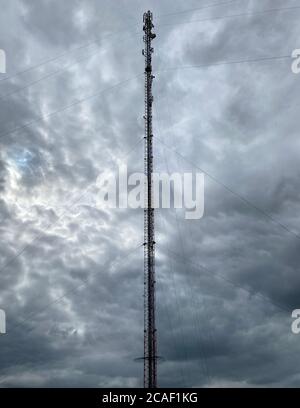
xmin=0 ymin=0 xmax=300 ymax=387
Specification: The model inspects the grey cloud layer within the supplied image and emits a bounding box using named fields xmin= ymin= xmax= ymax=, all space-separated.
xmin=0 ymin=0 xmax=300 ymax=387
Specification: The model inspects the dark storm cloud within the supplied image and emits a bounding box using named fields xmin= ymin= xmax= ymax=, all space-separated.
xmin=0 ymin=0 xmax=300 ymax=388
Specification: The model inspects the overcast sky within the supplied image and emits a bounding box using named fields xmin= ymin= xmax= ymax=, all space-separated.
xmin=0 ymin=0 xmax=300 ymax=388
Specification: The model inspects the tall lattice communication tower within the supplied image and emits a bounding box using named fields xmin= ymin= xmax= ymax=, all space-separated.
xmin=142 ymin=10 xmax=157 ymax=389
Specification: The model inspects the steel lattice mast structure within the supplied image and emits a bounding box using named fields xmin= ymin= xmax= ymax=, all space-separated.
xmin=143 ymin=10 xmax=157 ymax=389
